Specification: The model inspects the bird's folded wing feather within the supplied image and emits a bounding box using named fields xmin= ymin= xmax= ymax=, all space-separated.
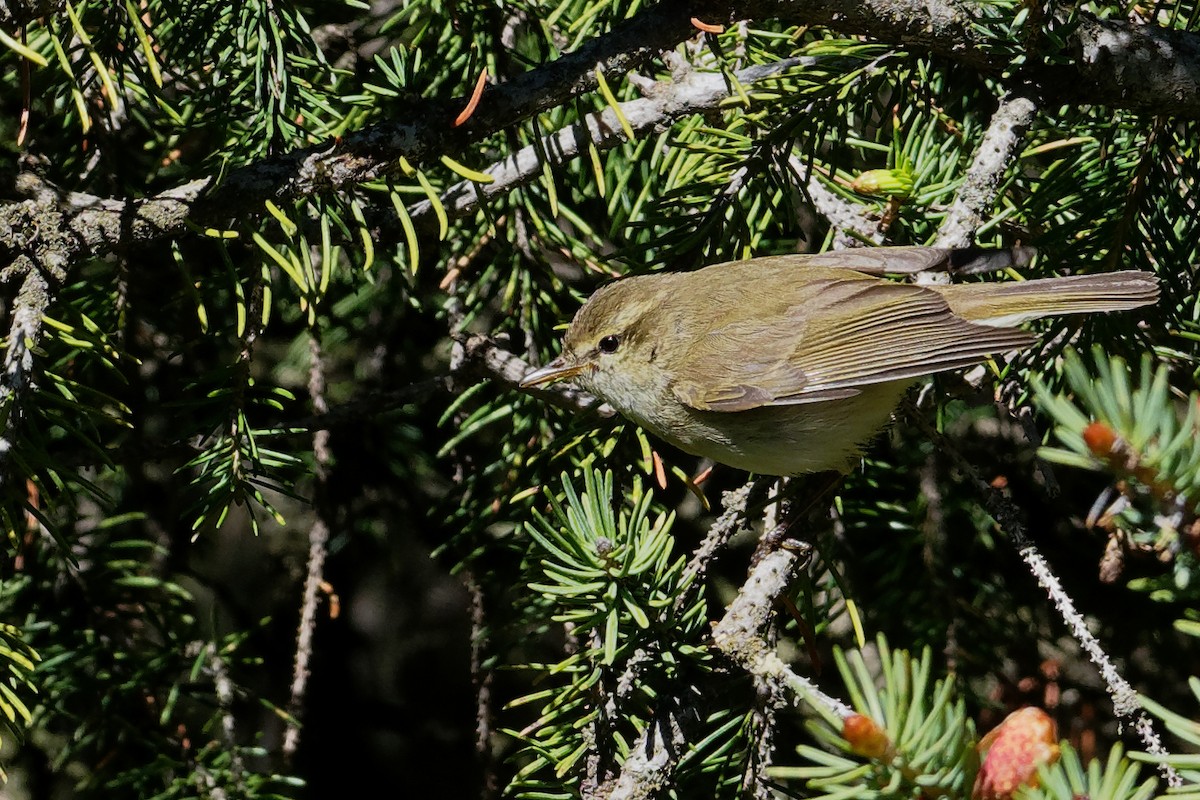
xmin=791 ymin=247 xmax=954 ymax=274
xmin=743 ymin=246 xmax=1034 ymax=276
xmin=670 ymin=278 xmax=1036 ymax=412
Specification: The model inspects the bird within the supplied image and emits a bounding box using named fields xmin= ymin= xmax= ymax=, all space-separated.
xmin=520 ymin=247 xmax=1159 ymax=476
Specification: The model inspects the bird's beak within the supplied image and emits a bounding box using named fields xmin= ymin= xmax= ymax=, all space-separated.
xmin=520 ymin=355 xmax=587 ymax=388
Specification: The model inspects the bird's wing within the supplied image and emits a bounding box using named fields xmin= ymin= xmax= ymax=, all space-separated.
xmin=782 ymin=247 xmax=954 ymax=274
xmin=670 ymin=276 xmax=1036 ymax=412
xmin=742 ymin=246 xmax=1035 ymax=276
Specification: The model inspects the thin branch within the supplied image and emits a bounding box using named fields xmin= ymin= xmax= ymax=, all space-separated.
xmin=282 ymin=333 xmax=333 ymax=762
xmin=463 ymin=571 xmax=498 ymax=800
xmin=673 ymin=478 xmax=764 ymax=615
xmin=454 ymin=333 xmax=612 ymax=416
xmin=0 ymin=173 xmax=81 ymax=489
xmin=207 ymin=641 xmax=247 ymax=793
xmin=935 ymin=92 xmax=1040 ymax=252
xmin=409 ymin=59 xmax=809 ymax=233
xmin=280 ymin=332 xmax=601 ymax=434
xmin=609 ymin=528 xmax=851 ymax=797
xmin=899 ymin=399 xmax=1179 ymax=783
xmin=0 ymin=268 xmax=48 ymax=491
xmin=183 ymin=639 xmax=246 ymax=798
xmin=1021 ymin=548 xmax=1180 ymax=786
xmin=712 ymin=546 xmax=852 ymax=720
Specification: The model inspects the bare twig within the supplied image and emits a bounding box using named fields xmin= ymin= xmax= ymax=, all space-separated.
xmin=410 ymin=59 xmax=809 ymax=234
xmin=455 ymin=333 xmax=612 ymax=416
xmin=673 ymin=478 xmax=763 ymax=614
xmin=281 ymin=332 xmax=604 ymax=433
xmin=1022 ymin=549 xmax=1180 ymax=786
xmin=282 ymin=333 xmax=333 ymax=762
xmin=712 ymin=547 xmax=851 ymax=720
xmin=0 ymin=267 xmax=49 ymax=491
xmin=463 ymin=571 xmax=499 ymax=800
xmin=899 ymin=399 xmax=1180 ymax=783
xmin=935 ymin=92 xmax=1039 ymax=253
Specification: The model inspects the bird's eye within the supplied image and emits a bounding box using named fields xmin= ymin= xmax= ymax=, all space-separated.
xmin=598 ymin=334 xmax=620 ymax=354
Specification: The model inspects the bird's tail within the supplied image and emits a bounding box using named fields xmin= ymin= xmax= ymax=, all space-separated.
xmin=938 ymin=271 xmax=1160 ymax=327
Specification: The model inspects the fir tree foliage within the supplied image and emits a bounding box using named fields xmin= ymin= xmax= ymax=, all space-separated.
xmin=772 ymin=638 xmax=978 ymax=800
xmin=774 ymin=639 xmax=1165 ymax=800
xmin=506 ymin=469 xmax=730 ymax=797
xmin=2 ymin=517 xmax=295 ymax=796
xmin=2 ymin=0 xmax=1200 ymax=795
xmin=1023 ymin=744 xmax=1157 ymax=800
xmin=1033 ymin=347 xmax=1200 ymax=600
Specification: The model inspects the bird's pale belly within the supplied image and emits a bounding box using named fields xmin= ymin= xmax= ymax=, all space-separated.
xmin=635 ymin=381 xmax=913 ymax=476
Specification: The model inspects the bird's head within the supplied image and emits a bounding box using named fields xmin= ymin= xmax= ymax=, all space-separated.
xmin=519 ymin=275 xmax=670 ymax=408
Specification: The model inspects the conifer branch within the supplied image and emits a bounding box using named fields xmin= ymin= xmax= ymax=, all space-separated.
xmin=5 ymin=0 xmax=1200 ymax=283
xmin=900 ymin=399 xmax=1178 ymax=780
xmin=607 ymin=703 xmax=698 ymax=800
xmin=712 ymin=547 xmax=852 ymax=720
xmin=611 ymin=545 xmax=849 ymax=799
xmin=936 ymin=93 xmax=1040 ymax=251
xmin=408 ymin=59 xmax=807 ymax=234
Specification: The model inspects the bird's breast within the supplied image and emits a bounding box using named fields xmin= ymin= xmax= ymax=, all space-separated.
xmin=641 ymin=380 xmax=913 ymax=475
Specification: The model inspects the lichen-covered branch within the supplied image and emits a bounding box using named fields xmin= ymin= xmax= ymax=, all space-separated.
xmin=6 ymin=0 xmax=1200 ymax=282
xmin=606 ymin=703 xmax=699 ymax=800
xmin=712 ymin=546 xmax=851 ymax=719
xmin=409 ymin=58 xmax=807 ymax=233
xmin=936 ymin=93 xmax=1040 ymax=251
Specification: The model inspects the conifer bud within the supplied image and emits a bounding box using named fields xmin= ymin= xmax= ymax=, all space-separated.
xmin=1082 ymin=421 xmax=1118 ymax=457
xmin=842 ymin=713 xmax=892 ymax=759
xmin=972 ymin=707 xmax=1060 ymax=800
xmin=850 ymin=168 xmax=914 ymax=198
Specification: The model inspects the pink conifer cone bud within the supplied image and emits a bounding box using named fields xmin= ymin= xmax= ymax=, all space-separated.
xmin=973 ymin=707 xmax=1060 ymax=800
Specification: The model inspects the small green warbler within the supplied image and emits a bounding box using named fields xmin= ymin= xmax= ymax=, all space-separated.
xmin=522 ymin=247 xmax=1158 ymax=476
